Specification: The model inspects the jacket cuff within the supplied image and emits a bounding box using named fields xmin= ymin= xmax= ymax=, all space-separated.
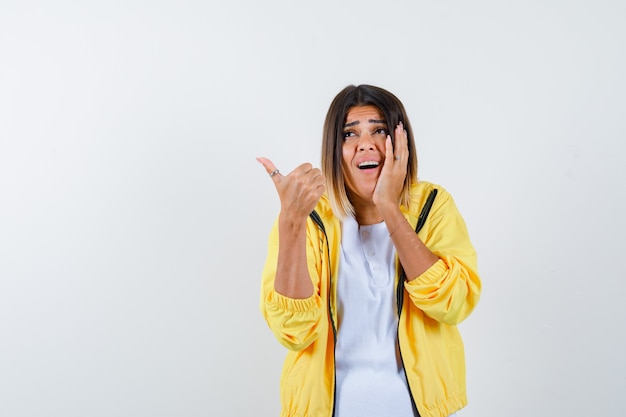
xmin=405 ymin=258 xmax=447 ymax=287
xmin=266 ymin=290 xmax=320 ymax=313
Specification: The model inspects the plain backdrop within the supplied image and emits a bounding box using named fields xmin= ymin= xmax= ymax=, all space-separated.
xmin=1 ymin=1 xmax=625 ymax=416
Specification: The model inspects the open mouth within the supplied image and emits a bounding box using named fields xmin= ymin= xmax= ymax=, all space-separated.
xmin=358 ymin=161 xmax=380 ymax=170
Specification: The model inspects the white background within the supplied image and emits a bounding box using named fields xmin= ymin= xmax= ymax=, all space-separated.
xmin=1 ymin=1 xmax=625 ymax=416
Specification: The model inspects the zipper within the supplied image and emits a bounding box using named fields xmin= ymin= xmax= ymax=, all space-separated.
xmin=395 ymin=188 xmax=437 ymax=417
xmin=396 ymin=277 xmax=421 ymax=417
xmin=309 ymin=210 xmax=337 ymax=417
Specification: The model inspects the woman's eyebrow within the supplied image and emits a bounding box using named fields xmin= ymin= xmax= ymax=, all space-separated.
xmin=343 ymin=119 xmax=387 ymax=128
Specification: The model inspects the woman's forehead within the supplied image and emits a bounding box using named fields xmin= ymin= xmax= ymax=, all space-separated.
xmin=344 ymin=105 xmax=385 ymax=124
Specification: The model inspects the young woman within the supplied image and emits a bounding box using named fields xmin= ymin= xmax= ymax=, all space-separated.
xmin=258 ymin=84 xmax=481 ymax=417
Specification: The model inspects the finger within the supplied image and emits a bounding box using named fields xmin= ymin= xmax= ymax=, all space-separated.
xmin=304 ymin=166 xmax=322 ymax=179
xmin=385 ymin=135 xmax=394 ymax=163
xmin=391 ymin=123 xmax=408 ymax=165
xmin=256 ymin=157 xmax=282 ymax=180
xmin=256 ymin=156 xmax=277 ymax=173
xmin=292 ymin=162 xmax=314 ymax=176
xmin=395 ymin=122 xmax=408 ymax=153
xmin=315 ymin=176 xmax=327 ymax=190
xmin=310 ymin=170 xmax=325 ymax=186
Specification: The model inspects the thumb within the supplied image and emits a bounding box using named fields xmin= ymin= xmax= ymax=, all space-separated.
xmin=256 ymin=157 xmax=282 ymax=181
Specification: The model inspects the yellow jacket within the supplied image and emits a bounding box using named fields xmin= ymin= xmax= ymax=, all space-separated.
xmin=260 ymin=181 xmax=481 ymax=417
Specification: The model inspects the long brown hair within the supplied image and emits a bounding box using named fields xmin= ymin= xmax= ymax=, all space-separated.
xmin=321 ymin=85 xmax=418 ymax=218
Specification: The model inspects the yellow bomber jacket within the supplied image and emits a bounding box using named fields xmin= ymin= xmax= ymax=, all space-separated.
xmin=260 ymin=181 xmax=481 ymax=417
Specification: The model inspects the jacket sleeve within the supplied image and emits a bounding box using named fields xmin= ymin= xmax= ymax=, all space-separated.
xmin=260 ymin=218 xmax=325 ymax=351
xmin=404 ymin=188 xmax=481 ymax=325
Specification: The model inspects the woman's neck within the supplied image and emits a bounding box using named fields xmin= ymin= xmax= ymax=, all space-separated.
xmin=351 ymin=197 xmax=383 ymax=226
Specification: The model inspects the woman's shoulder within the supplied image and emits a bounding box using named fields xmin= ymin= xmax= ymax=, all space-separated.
xmin=411 ymin=179 xmax=452 ymax=198
xmin=407 ymin=180 xmax=453 ymax=214
xmin=311 ymin=194 xmax=340 ymax=226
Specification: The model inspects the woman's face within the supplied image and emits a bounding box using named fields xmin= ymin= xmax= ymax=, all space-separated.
xmin=341 ymin=105 xmax=389 ymax=203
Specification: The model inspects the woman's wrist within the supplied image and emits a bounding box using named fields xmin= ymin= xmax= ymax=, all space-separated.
xmin=388 ymin=219 xmax=408 ymax=236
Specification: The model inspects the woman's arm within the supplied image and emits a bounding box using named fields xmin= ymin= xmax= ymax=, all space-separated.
xmin=383 ymin=204 xmax=439 ymax=279
xmin=272 ymin=212 xmax=315 ymax=298
xmin=390 ymin=189 xmax=481 ymax=325
xmin=257 ymin=157 xmax=327 ymax=350
xmin=373 ymin=127 xmax=480 ymax=324
xmin=260 ymin=217 xmax=326 ymax=350
xmin=257 ymin=157 xmax=325 ymax=298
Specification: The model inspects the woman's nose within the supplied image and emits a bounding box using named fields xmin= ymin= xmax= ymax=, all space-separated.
xmin=357 ymin=132 xmax=376 ymax=150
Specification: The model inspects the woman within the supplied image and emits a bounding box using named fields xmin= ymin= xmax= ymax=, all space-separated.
xmin=257 ymin=85 xmax=481 ymax=417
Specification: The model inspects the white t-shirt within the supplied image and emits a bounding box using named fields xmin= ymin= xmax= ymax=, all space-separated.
xmin=334 ymin=216 xmax=416 ymax=417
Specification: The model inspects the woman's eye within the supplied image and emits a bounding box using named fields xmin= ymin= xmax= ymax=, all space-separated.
xmin=374 ymin=128 xmax=388 ymax=135
xmin=343 ymin=131 xmax=355 ymax=139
